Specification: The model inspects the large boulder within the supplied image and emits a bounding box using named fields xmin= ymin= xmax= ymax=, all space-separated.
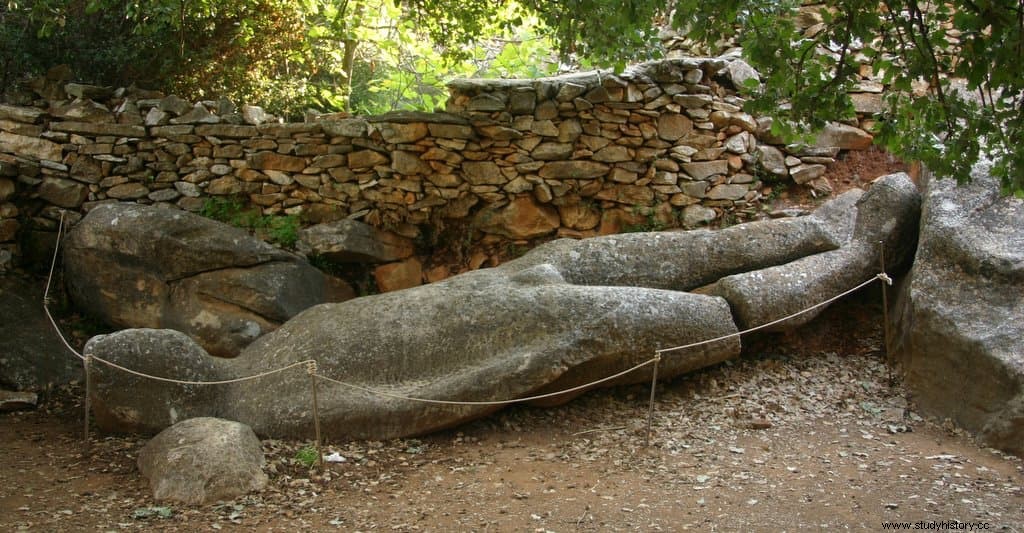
xmin=711 ymin=173 xmax=921 ymax=330
xmin=892 ymin=169 xmax=1024 ymax=456
xmin=87 ymin=329 xmax=229 ymax=431
xmin=83 ymin=183 xmax=924 ymax=440
xmin=64 ymin=203 xmax=348 ymax=357
xmin=86 ymin=276 xmax=741 ymax=438
xmin=137 ymin=417 xmax=267 ymax=505
xmin=0 ymin=274 xmax=81 ymax=390
xmin=228 ymin=268 xmax=739 ymax=439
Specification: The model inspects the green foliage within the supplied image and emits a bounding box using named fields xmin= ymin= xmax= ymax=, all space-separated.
xmin=349 ymin=2 xmax=559 ymax=114
xmin=307 ymin=253 xmax=343 ymax=277
xmin=261 ymin=215 xmax=300 ymax=249
xmin=3 ymin=1 xmax=563 ymax=117
xmin=503 ymin=242 xmax=529 ymax=259
xmin=623 ymin=206 xmax=668 ymax=233
xmin=520 ymin=0 xmax=665 ymax=69
xmin=198 ymin=196 xmax=246 ymax=223
xmin=9 ymin=0 xmax=1018 ymax=193
xmin=199 ymin=197 xmax=299 ymax=248
xmin=764 ymin=182 xmax=789 ymax=204
xmin=294 ymin=445 xmax=318 ymax=468
xmin=672 ymin=0 xmax=1024 ymax=193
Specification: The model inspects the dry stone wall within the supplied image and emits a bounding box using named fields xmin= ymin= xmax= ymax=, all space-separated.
xmin=0 ymin=57 xmax=877 ymax=272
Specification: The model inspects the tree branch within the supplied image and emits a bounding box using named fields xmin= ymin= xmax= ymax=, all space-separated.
xmin=816 ymin=8 xmax=856 ymax=97
xmin=908 ymin=0 xmax=953 ymax=130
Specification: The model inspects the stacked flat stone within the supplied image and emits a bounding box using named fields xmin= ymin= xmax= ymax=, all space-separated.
xmin=0 ymin=56 xmax=877 ymax=267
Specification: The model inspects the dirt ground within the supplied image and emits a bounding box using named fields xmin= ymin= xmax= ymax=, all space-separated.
xmin=2 ymin=290 xmax=1022 ymax=532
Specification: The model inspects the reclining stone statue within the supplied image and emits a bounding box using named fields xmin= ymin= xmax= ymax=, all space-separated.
xmin=82 ymin=173 xmax=919 ymax=440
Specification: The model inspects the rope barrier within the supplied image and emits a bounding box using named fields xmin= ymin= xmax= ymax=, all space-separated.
xmin=655 ymin=273 xmax=889 ymax=355
xmin=39 ymin=209 xmax=893 ymax=448
xmin=86 ymin=355 xmax=316 ymax=386
xmin=313 ymin=358 xmax=659 ymax=407
xmin=42 ymin=211 xmax=85 ymax=361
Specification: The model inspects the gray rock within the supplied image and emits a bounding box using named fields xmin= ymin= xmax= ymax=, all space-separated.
xmin=707 ymin=184 xmax=749 ymax=200
xmin=0 ymin=390 xmax=38 ymax=412
xmin=86 ymin=329 xmax=225 ymax=431
xmin=814 ymin=122 xmax=873 ymax=151
xmin=52 ymin=98 xmax=113 ymax=123
xmin=87 ymin=254 xmax=751 ymax=439
xmin=170 ymin=104 xmax=219 ymax=125
xmin=137 ymin=417 xmax=267 ymax=505
xmin=64 ymin=203 xmax=336 ymax=357
xmin=720 ymin=59 xmax=760 ymax=89
xmin=681 ymin=204 xmax=717 ymax=227
xmin=84 ymin=185 xmax=918 ymax=441
xmin=321 ymin=118 xmax=368 ymax=138
xmin=512 ymin=192 xmax=858 ymax=291
xmin=0 ymin=104 xmax=44 ymax=124
xmin=0 ymin=131 xmax=62 ymax=161
xmin=682 ymin=160 xmax=728 ymax=180
xmin=296 ymin=219 xmax=414 ymax=263
xmin=144 ymin=107 xmax=169 ymax=126
xmin=893 ymin=170 xmax=1024 ymax=456
xmin=159 ymin=95 xmax=192 ymax=116
xmin=711 ymin=173 xmax=920 ymax=330
xmin=757 ymin=145 xmax=788 ymax=176
xmin=240 ymin=105 xmax=268 ymax=126
xmin=0 ymin=274 xmax=81 ymax=390
xmin=64 ymin=83 xmax=113 ymax=101
xmin=791 ymin=163 xmax=827 ymax=184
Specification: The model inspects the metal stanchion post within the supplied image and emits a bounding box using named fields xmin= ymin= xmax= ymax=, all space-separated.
xmin=83 ymin=355 xmax=92 ymax=452
xmin=879 ymin=241 xmax=894 ymax=383
xmin=308 ymin=362 xmax=324 ymax=469
xmin=645 ymin=354 xmax=661 ymax=448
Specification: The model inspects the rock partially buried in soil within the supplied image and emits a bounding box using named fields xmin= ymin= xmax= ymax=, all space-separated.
xmin=893 ymin=168 xmax=1024 ymax=456
xmin=137 ymin=417 xmax=267 ymax=505
xmin=0 ymin=390 xmax=38 ymax=411
xmin=64 ymin=203 xmax=351 ymax=357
